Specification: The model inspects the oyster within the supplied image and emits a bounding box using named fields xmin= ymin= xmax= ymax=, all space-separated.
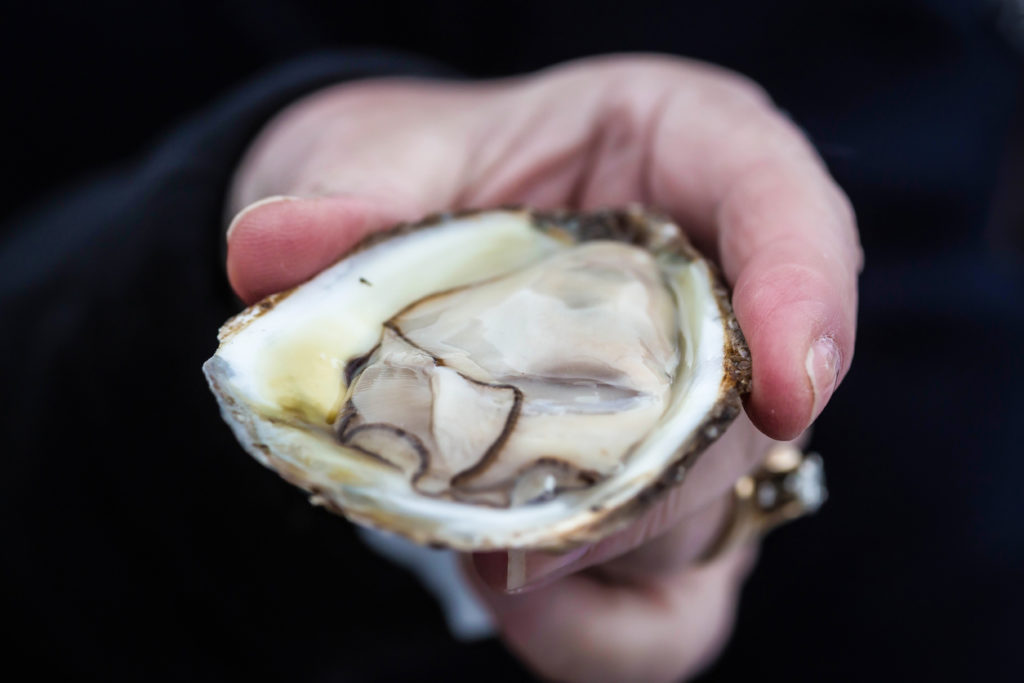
xmin=204 ymin=208 xmax=750 ymax=550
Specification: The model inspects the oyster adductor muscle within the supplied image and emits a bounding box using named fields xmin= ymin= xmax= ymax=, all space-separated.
xmin=204 ymin=207 xmax=750 ymax=550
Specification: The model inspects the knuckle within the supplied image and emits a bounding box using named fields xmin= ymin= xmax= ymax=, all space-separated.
xmin=823 ymin=181 xmax=865 ymax=271
xmin=699 ymin=65 xmax=773 ymax=108
xmin=559 ymin=53 xmax=773 ymax=109
xmin=744 ymin=112 xmax=817 ymax=162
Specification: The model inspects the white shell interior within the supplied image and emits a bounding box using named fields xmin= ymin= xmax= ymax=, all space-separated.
xmin=205 ymin=211 xmax=728 ymax=549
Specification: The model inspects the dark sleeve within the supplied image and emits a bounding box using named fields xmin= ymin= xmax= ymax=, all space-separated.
xmin=0 ymin=52 xmax=530 ymax=683
xmin=0 ymin=49 xmax=456 ymax=302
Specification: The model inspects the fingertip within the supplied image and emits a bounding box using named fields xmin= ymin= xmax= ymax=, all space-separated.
xmin=745 ymin=358 xmax=812 ymax=442
xmin=733 ymin=263 xmax=852 ymax=440
xmin=225 ymin=196 xmax=405 ymax=304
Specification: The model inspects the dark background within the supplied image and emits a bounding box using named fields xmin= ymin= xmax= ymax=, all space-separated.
xmin=2 ymin=1 xmax=1023 ymax=681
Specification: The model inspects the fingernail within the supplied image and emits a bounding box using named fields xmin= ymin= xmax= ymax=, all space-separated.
xmin=805 ymin=336 xmax=841 ymax=422
xmin=513 ymin=545 xmax=590 ymax=591
xmin=225 ymin=195 xmax=303 ymax=241
xmin=473 ymin=545 xmax=590 ymax=593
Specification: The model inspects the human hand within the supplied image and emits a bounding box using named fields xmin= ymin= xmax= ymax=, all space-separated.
xmin=226 ymin=55 xmax=860 ymax=682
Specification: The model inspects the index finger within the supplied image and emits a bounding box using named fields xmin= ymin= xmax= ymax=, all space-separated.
xmin=647 ymin=76 xmax=861 ymax=440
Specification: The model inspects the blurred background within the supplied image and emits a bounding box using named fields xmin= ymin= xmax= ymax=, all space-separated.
xmin=2 ymin=1 xmax=1022 ymax=681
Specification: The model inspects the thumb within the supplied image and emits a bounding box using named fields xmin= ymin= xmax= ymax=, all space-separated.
xmin=223 ymin=81 xmax=481 ymax=303
xmin=225 ymin=195 xmax=421 ymax=304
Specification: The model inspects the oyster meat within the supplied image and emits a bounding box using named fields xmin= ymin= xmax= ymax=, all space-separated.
xmin=204 ymin=208 xmax=750 ymax=550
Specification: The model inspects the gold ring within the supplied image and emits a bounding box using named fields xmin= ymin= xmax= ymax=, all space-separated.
xmin=700 ymin=444 xmax=827 ymax=563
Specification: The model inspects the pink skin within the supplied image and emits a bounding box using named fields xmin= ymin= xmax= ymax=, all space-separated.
xmin=225 ymin=55 xmax=861 ymax=682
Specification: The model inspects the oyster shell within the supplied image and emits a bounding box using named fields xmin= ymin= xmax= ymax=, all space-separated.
xmin=204 ymin=208 xmax=750 ymax=551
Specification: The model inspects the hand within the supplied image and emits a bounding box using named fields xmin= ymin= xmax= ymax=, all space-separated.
xmin=226 ymin=55 xmax=860 ymax=682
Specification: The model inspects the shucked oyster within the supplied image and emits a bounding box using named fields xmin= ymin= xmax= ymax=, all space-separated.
xmin=204 ymin=208 xmax=750 ymax=550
